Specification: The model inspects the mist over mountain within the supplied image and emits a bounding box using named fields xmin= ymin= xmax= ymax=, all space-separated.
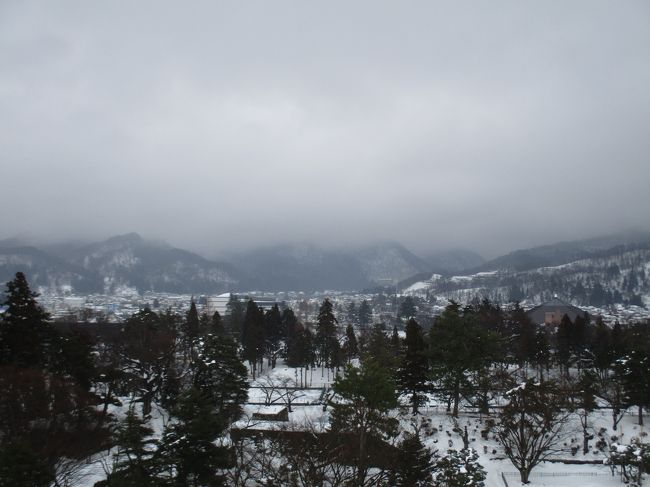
xmin=1 ymin=230 xmax=650 ymax=297
xmin=466 ymin=230 xmax=650 ymax=274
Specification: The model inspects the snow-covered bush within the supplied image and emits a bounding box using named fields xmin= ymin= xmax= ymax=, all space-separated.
xmin=433 ymin=448 xmax=486 ymax=487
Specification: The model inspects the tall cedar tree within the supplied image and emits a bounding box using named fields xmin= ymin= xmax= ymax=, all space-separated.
xmin=264 ymin=304 xmax=283 ymax=367
xmin=0 ymin=273 xmax=110 ymax=484
xmin=225 ymin=295 xmax=245 ymax=340
xmin=0 ymin=271 xmax=53 ymax=367
xmin=241 ymin=300 xmax=265 ymax=378
xmin=330 ymin=359 xmax=398 ymax=486
xmin=156 ymin=387 xmax=230 ymax=487
xmin=358 ymin=300 xmax=372 ymax=328
xmin=0 ymin=443 xmax=54 ymax=487
xmin=209 ymin=311 xmax=225 ymax=335
xmin=192 ymin=333 xmax=249 ymax=422
xmin=397 ymin=318 xmax=429 ymax=414
xmin=434 ymin=448 xmax=486 ymax=487
xmin=364 ymin=323 xmax=398 ymax=371
xmin=398 ymin=296 xmax=417 ymax=320
xmin=97 ymin=408 xmax=158 ymax=487
xmin=183 ymin=300 xmax=200 ymax=359
xmin=392 ymin=431 xmax=435 ymax=486
xmin=121 ymin=308 xmax=176 ymax=417
xmin=315 ymin=298 xmax=339 ymax=368
xmin=343 ymin=324 xmax=359 ymax=362
xmin=615 ymin=334 xmax=650 ymax=426
xmin=428 ymin=301 xmax=498 ymax=417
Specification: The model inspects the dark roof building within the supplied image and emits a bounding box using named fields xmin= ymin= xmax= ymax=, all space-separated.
xmin=526 ymin=297 xmax=588 ymax=326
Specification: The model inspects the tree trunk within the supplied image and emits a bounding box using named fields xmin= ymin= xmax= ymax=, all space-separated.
xmin=520 ymin=467 xmax=530 ymax=484
xmin=357 ymin=428 xmax=367 ymax=487
xmin=452 ymin=379 xmax=460 ymax=418
xmin=639 ymin=405 xmax=644 ymax=426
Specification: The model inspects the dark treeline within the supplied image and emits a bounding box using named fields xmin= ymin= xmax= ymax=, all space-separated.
xmin=2 ymin=272 xmax=650 ymax=486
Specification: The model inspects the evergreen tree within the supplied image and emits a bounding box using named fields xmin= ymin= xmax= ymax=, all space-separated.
xmin=556 ymin=314 xmax=573 ymax=375
xmin=428 ymin=301 xmax=498 ymax=417
xmin=616 ymin=345 xmax=650 ymax=426
xmin=330 ymin=359 xmax=398 ymax=486
xmin=225 ymin=295 xmax=245 ymax=340
xmin=343 ymin=324 xmax=358 ymax=362
xmin=121 ymin=307 xmax=176 ymax=417
xmin=398 ymin=296 xmax=417 ymax=320
xmin=358 ymin=300 xmax=372 ymax=328
xmin=397 ymin=318 xmax=429 ymax=414
xmin=315 ymin=299 xmax=339 ymax=368
xmin=264 ymin=304 xmax=283 ymax=367
xmin=182 ymin=300 xmax=200 ymax=360
xmin=0 ymin=272 xmax=53 ymax=367
xmin=346 ymin=301 xmax=358 ymax=325
xmin=156 ymin=388 xmax=230 ymax=486
xmin=392 ymin=431 xmax=435 ymax=486
xmin=209 ymin=311 xmax=225 ymax=335
xmin=192 ymin=333 xmax=249 ymax=422
xmin=0 ymin=443 xmax=54 ymax=487
xmin=0 ymin=273 xmax=110 ymax=482
xmin=434 ymin=448 xmax=486 ymax=487
xmin=99 ymin=408 xmax=158 ymax=487
xmin=241 ymin=300 xmax=265 ymax=378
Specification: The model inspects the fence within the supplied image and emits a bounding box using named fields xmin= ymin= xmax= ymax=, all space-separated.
xmin=503 ymin=471 xmax=611 ymax=478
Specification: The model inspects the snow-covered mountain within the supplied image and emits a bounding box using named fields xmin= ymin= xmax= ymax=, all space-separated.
xmin=64 ymin=233 xmax=240 ymax=294
xmin=0 ymin=234 xmax=240 ymax=294
xmin=228 ymin=241 xmax=431 ymax=291
xmin=403 ymin=236 xmax=650 ymax=309
xmin=0 ymin=242 xmax=102 ymax=293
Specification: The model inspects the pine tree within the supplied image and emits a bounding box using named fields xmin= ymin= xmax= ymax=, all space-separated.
xmin=330 ymin=359 xmax=398 ymax=486
xmin=393 ymin=431 xmax=435 ymax=486
xmin=0 ymin=443 xmax=54 ymax=487
xmin=264 ymin=304 xmax=283 ymax=367
xmin=241 ymin=300 xmax=265 ymax=378
xmin=225 ymin=295 xmax=245 ymax=340
xmin=397 ymin=318 xmax=429 ymax=414
xmin=398 ymin=296 xmax=417 ymax=320
xmin=343 ymin=324 xmax=358 ymax=362
xmin=184 ymin=300 xmax=200 ymax=343
xmin=0 ymin=272 xmax=53 ymax=367
xmin=156 ymin=388 xmax=230 ymax=486
xmin=358 ymin=300 xmax=372 ymax=328
xmin=100 ymin=408 xmax=158 ymax=487
xmin=429 ymin=301 xmax=498 ymax=417
xmin=209 ymin=311 xmax=225 ymax=335
xmin=315 ymin=299 xmax=339 ymax=368
xmin=434 ymin=448 xmax=486 ymax=487
xmin=192 ymin=333 xmax=249 ymax=422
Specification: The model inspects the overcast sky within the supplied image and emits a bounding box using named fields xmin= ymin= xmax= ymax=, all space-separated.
xmin=1 ymin=1 xmax=649 ymax=259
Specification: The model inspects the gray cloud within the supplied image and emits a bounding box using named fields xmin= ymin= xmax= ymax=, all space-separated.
xmin=1 ymin=1 xmax=649 ymax=259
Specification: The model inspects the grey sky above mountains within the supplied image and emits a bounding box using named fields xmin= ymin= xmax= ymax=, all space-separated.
xmin=1 ymin=1 xmax=649 ymax=259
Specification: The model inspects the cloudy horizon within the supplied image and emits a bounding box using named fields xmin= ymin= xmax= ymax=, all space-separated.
xmin=2 ymin=1 xmax=649 ymax=259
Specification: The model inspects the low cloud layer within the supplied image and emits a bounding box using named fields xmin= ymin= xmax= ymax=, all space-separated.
xmin=1 ymin=1 xmax=649 ymax=258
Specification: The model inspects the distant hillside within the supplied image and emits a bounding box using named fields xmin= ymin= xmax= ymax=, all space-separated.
xmin=421 ymin=248 xmax=485 ymax=274
xmin=402 ymin=232 xmax=650 ymax=309
xmin=229 ymin=241 xmax=431 ymax=292
xmin=467 ymin=230 xmax=650 ymax=274
xmin=0 ymin=233 xmax=240 ymax=294
xmin=67 ymin=233 xmax=240 ymax=294
xmin=0 ymin=245 xmax=102 ymax=293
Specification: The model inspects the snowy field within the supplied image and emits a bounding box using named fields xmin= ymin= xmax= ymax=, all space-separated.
xmin=75 ymin=360 xmax=647 ymax=487
xmin=241 ymin=361 xmax=647 ymax=487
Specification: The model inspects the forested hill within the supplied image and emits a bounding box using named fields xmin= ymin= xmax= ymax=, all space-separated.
xmin=404 ymin=243 xmax=650 ymax=309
